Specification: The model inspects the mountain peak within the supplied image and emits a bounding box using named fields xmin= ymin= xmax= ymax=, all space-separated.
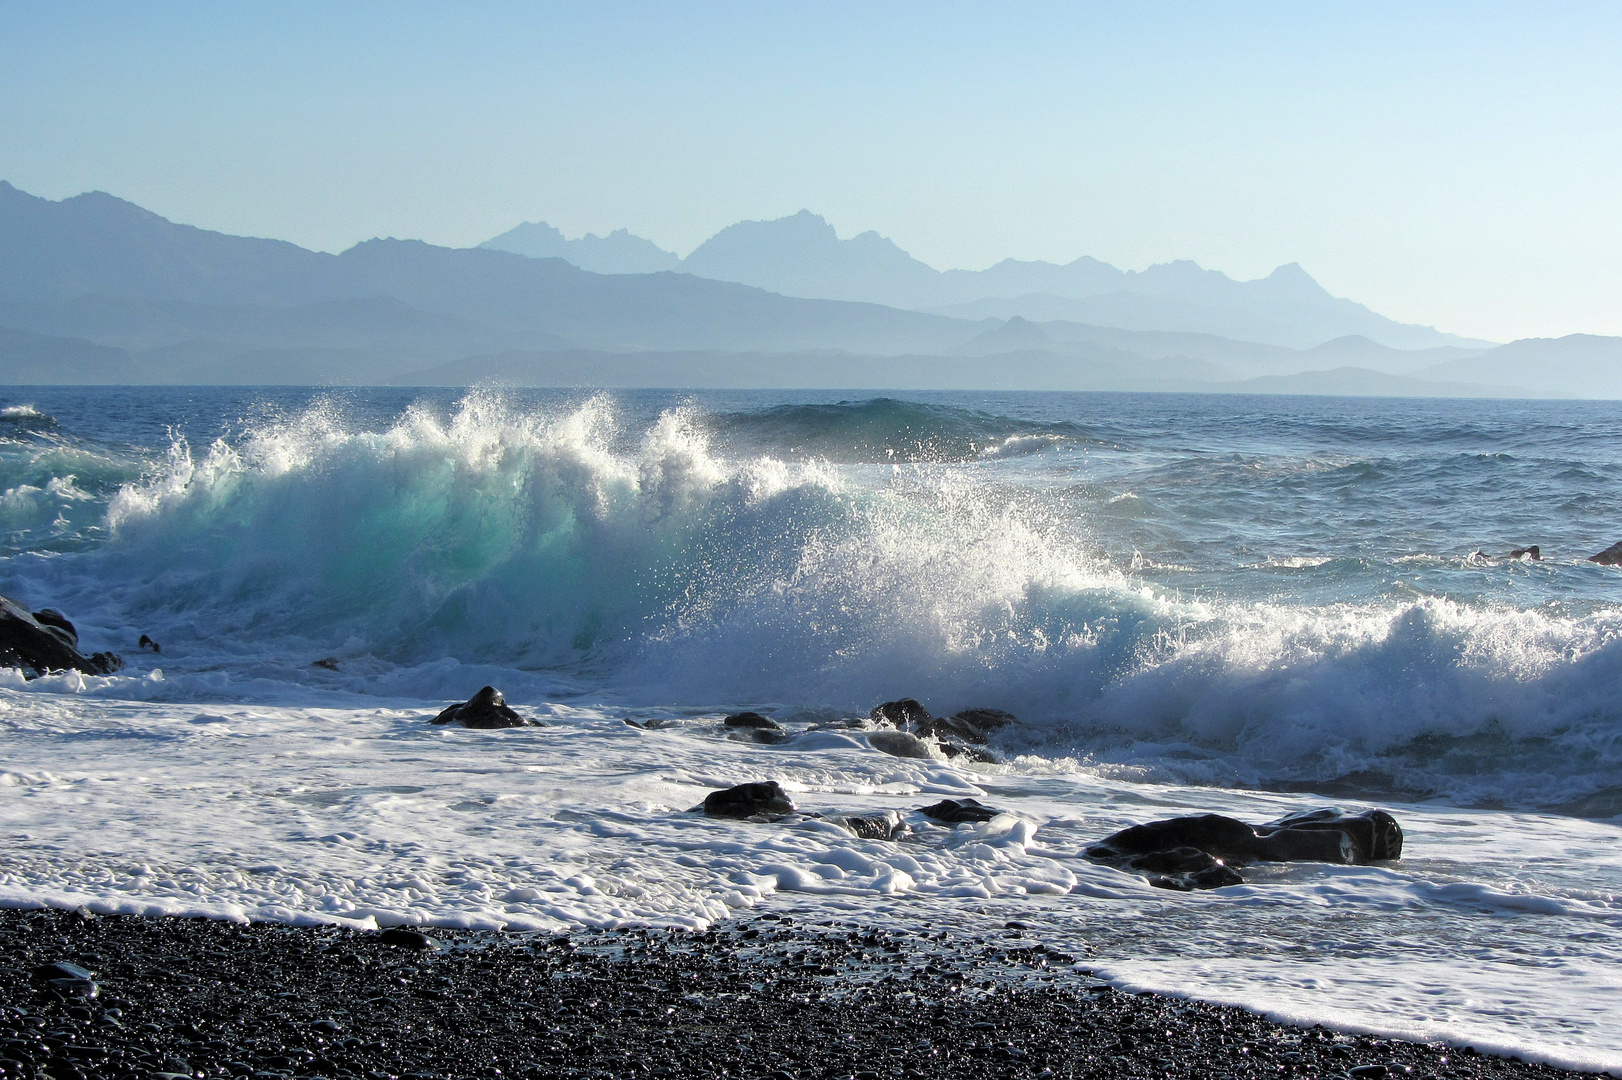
xmin=681 ymin=210 xmax=937 ymax=305
xmin=1255 ymin=262 xmax=1333 ymax=301
xmin=480 ymin=220 xmax=678 ymax=274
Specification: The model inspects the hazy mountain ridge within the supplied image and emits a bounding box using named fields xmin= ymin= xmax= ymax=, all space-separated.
xmin=478 ymin=221 xmax=680 ymax=274
xmin=2 ymin=181 xmax=1617 ymax=398
xmin=481 ymin=207 xmax=1487 ymax=351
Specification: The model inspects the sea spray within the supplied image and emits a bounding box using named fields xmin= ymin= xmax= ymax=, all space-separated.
xmin=1 ymin=388 xmax=1620 ymax=806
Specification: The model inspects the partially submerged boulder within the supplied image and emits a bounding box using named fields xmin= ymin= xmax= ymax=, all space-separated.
xmin=867 ymin=698 xmax=1013 ymax=761
xmin=917 ymin=797 xmax=1005 ymax=824
xmin=430 ymin=686 xmax=533 ymax=729
xmin=698 ymin=781 xmax=795 ymax=821
xmin=0 ymin=595 xmax=123 ymax=677
xmin=724 ymin=711 xmax=782 ymax=731
xmin=829 ymin=810 xmax=908 ymax=841
xmin=1087 ymin=808 xmax=1402 ymax=890
xmin=867 ymin=729 xmax=935 ymax=759
xmin=1590 ymin=541 xmax=1622 ymax=566
xmin=723 ymin=711 xmax=791 ymax=744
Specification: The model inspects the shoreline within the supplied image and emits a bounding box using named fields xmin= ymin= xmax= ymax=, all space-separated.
xmin=0 ymin=906 xmax=1597 ymax=1080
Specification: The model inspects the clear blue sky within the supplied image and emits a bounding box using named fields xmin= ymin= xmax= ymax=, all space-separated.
xmin=2 ymin=2 xmax=1618 ymax=340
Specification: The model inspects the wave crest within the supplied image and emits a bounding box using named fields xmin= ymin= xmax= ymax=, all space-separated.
xmin=20 ymin=391 xmax=1622 ymax=809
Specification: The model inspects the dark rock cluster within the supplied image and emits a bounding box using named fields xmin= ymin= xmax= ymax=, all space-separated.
xmin=0 ymin=596 xmax=122 ymax=678
xmin=0 ymin=906 xmax=1572 ymax=1080
xmin=694 ymin=783 xmax=1007 ymax=842
xmin=867 ymin=699 xmax=1014 ymax=762
xmin=1086 ymin=808 xmax=1404 ymax=891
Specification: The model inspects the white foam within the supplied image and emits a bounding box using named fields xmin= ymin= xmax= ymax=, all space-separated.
xmin=6 ymin=391 xmax=1622 ymax=1069
xmin=2 ymin=685 xmax=1620 ymax=1069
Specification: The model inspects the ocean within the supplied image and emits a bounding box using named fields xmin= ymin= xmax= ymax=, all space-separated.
xmin=2 ymin=386 xmax=1620 ymax=1070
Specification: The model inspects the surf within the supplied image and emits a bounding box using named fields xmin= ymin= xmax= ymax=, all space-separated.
xmin=0 ymin=389 xmax=1611 ymax=811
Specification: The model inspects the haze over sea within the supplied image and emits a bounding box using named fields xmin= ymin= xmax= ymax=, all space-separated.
xmin=1 ymin=385 xmax=1620 ymax=1069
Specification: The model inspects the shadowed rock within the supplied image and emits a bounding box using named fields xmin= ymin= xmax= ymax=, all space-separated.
xmin=867 ymin=698 xmax=1014 ymax=761
xmin=867 ymin=729 xmax=934 ymax=759
xmin=31 ymin=607 xmax=76 ymax=645
xmin=724 ymin=711 xmax=782 ymax=730
xmin=724 ymin=711 xmax=791 ymax=743
xmin=934 ymin=708 xmax=1016 ymax=742
xmin=1087 ymin=808 xmax=1402 ymax=890
xmin=33 ymin=960 xmax=98 ymax=998
xmin=698 ymin=781 xmax=795 ymax=820
xmin=376 ymin=927 xmax=435 ymax=950
xmin=1590 ymin=541 xmax=1622 ymax=565
xmin=1113 ymin=846 xmax=1245 ymax=892
xmin=0 ymin=595 xmax=123 ymax=677
xmin=829 ymin=810 xmax=907 ymax=840
xmin=917 ymin=797 xmax=1005 ymax=824
xmin=430 ymin=686 xmax=532 ymax=729
xmin=870 ymin=698 xmax=931 ymax=728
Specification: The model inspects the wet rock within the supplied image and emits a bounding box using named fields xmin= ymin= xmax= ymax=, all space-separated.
xmin=699 ymin=781 xmax=795 ymax=820
xmin=870 ymin=698 xmax=931 ymax=728
xmin=1590 ymin=541 xmax=1622 ymax=565
xmin=1086 ymin=808 xmax=1403 ymax=889
xmin=31 ymin=608 xmax=76 ymax=646
xmin=430 ymin=686 xmax=533 ymax=729
xmin=724 ymin=711 xmax=783 ymax=731
xmin=931 ymin=741 xmax=1000 ymax=763
xmin=33 ymin=961 xmax=98 ymax=998
xmin=866 ymin=729 xmax=934 ymax=759
xmin=725 ymin=711 xmax=791 ymax=744
xmin=34 ymin=961 xmax=93 ymax=982
xmin=829 ymin=811 xmax=907 ymax=841
xmin=138 ymin=634 xmax=161 ymax=653
xmin=867 ymin=698 xmax=1012 ymax=760
xmin=1117 ymin=846 xmax=1245 ymax=891
xmin=917 ymin=797 xmax=1004 ymax=824
xmin=376 ymin=928 xmax=434 ymax=950
xmin=0 ymin=595 xmax=123 ymax=678
xmin=1258 ymin=807 xmax=1403 ymax=862
xmin=936 ymin=707 xmax=1016 ymax=743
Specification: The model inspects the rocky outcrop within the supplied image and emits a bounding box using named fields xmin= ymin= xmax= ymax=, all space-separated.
xmin=0 ymin=595 xmax=123 ymax=677
xmin=828 ymin=810 xmax=908 ymax=840
xmin=1590 ymin=541 xmax=1622 ymax=565
xmin=866 ymin=698 xmax=1013 ymax=761
xmin=917 ymin=797 xmax=1005 ymax=824
xmin=866 ymin=729 xmax=935 ymax=759
xmin=723 ymin=711 xmax=790 ymax=744
xmin=1087 ymin=808 xmax=1403 ymax=890
xmin=698 ymin=781 xmax=795 ymax=820
xmin=430 ymin=686 xmax=534 ymax=729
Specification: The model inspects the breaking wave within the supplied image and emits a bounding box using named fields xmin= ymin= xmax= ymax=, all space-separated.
xmin=6 ymin=391 xmax=1622 ymax=809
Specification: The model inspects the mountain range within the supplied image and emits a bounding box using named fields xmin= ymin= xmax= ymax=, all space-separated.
xmin=2 ymin=180 xmax=1617 ymax=397
xmin=483 ymin=209 xmax=1489 ymax=351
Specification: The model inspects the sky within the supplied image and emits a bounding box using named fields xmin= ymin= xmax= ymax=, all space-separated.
xmin=1 ymin=2 xmax=1619 ymax=342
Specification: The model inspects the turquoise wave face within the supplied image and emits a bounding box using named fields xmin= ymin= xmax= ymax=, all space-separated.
xmin=3 ymin=387 xmax=1622 ymax=809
